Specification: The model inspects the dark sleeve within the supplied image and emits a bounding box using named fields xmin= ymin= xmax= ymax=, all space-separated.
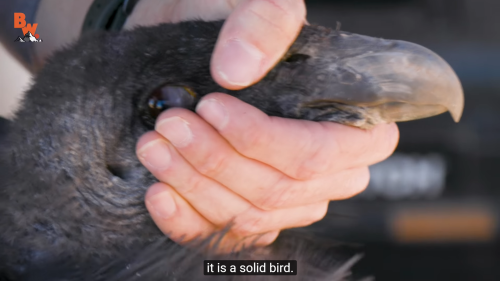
xmin=0 ymin=0 xmax=42 ymax=71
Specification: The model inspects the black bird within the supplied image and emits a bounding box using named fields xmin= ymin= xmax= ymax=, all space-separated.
xmin=0 ymin=21 xmax=463 ymax=280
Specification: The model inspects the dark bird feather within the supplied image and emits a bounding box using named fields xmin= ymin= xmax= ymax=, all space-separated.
xmin=0 ymin=20 xmax=463 ymax=280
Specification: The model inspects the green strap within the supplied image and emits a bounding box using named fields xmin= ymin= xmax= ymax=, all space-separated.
xmin=81 ymin=0 xmax=138 ymax=34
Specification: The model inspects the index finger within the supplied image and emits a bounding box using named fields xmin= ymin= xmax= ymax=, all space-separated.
xmin=196 ymin=93 xmax=400 ymax=180
xmin=211 ymin=0 xmax=306 ymax=89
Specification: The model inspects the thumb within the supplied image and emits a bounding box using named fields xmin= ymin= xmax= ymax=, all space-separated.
xmin=211 ymin=0 xmax=306 ymax=90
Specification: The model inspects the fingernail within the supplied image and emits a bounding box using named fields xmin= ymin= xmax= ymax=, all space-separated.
xmin=155 ymin=116 xmax=193 ymax=148
xmin=196 ymin=99 xmax=229 ymax=130
xmin=137 ymin=140 xmax=171 ymax=170
xmin=215 ymin=39 xmax=264 ymax=87
xmin=147 ymin=191 xmax=177 ymax=219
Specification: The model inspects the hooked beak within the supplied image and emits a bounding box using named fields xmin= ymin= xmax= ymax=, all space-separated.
xmin=301 ymin=32 xmax=464 ymax=126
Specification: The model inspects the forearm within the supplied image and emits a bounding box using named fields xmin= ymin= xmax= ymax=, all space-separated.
xmin=33 ymin=0 xmax=93 ymax=70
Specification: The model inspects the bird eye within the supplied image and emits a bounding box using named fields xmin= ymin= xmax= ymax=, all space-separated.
xmin=146 ymin=85 xmax=197 ymax=119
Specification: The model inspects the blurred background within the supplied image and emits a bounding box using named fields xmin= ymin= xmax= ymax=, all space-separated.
xmin=303 ymin=0 xmax=500 ymax=280
xmin=1 ymin=0 xmax=499 ymax=280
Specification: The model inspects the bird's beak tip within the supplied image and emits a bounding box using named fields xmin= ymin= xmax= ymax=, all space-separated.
xmin=446 ymin=76 xmax=465 ymax=123
xmin=450 ymin=100 xmax=464 ymax=123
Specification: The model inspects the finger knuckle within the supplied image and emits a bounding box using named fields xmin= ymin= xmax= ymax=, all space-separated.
xmin=196 ymin=151 xmax=230 ymax=177
xmin=237 ymin=125 xmax=270 ymax=156
xmin=232 ymin=211 xmax=266 ymax=238
xmin=253 ymin=175 xmax=291 ymax=210
xmin=289 ymin=123 xmax=334 ymax=179
xmin=182 ymin=174 xmax=206 ymax=195
xmin=293 ymin=145 xmax=332 ymax=180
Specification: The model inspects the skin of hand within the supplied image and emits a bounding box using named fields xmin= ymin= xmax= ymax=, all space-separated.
xmin=34 ymin=0 xmax=400 ymax=250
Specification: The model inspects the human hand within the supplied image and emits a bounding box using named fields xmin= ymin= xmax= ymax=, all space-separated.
xmin=136 ymin=96 xmax=399 ymax=250
xmin=130 ymin=0 xmax=400 ymax=250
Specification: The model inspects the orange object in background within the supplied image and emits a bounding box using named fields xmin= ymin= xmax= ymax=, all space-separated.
xmin=391 ymin=206 xmax=496 ymax=243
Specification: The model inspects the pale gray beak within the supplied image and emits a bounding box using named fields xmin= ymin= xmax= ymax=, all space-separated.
xmin=288 ymin=30 xmax=465 ymax=128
